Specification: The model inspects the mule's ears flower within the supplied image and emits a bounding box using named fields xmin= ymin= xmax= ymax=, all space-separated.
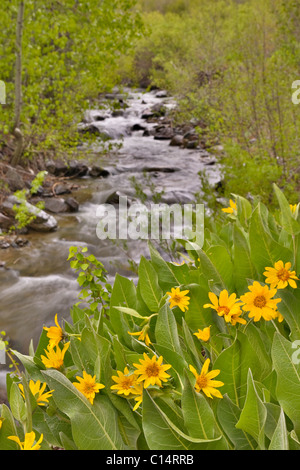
xmin=264 ymin=261 xmax=298 ymax=290
xmin=8 ymin=431 xmax=43 ymax=450
xmin=189 ymin=359 xmax=224 ymax=399
xmin=166 ymin=287 xmax=190 ymax=312
xmin=43 ymin=314 xmax=64 ymax=349
xmin=222 ymin=199 xmax=237 ymax=215
xmin=194 ymin=326 xmax=211 ymax=342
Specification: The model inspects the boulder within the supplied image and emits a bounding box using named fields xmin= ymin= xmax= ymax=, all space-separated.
xmin=0 ymin=212 xmax=12 ymax=230
xmin=1 ymin=195 xmax=57 ymax=232
xmin=44 ymin=198 xmax=69 ymax=214
xmin=153 ymin=126 xmax=174 ymax=140
xmin=65 ymin=197 xmax=79 ymax=213
xmin=6 ymin=168 xmax=25 ymax=191
xmin=170 ymin=135 xmax=184 ymax=147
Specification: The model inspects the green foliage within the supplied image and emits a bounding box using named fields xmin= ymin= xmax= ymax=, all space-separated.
xmin=121 ymin=0 xmax=300 ymax=203
xmin=1 ymin=185 xmax=300 ymax=450
xmin=11 ymin=171 xmax=46 ymax=230
xmin=0 ymin=0 xmax=143 ymax=161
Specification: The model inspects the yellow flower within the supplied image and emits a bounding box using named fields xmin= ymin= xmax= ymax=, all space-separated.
xmin=19 ymin=380 xmax=54 ymax=406
xmin=240 ymin=281 xmax=281 ymax=322
xmin=73 ymin=371 xmax=105 ymax=405
xmin=194 ymin=326 xmax=211 ymax=342
xmin=128 ymin=326 xmax=151 ymax=346
xmin=111 ymin=367 xmax=139 ymax=396
xmin=264 ymin=261 xmax=298 ymax=289
xmin=228 ymin=310 xmax=247 ymax=326
xmin=133 ymin=353 xmax=172 ymax=388
xmin=274 ymin=309 xmax=284 ymax=323
xmin=43 ymin=314 xmax=64 ymax=349
xmin=8 ymin=431 xmax=43 ymax=450
xmin=166 ymin=287 xmax=190 ymax=312
xmin=290 ymin=204 xmax=297 ymax=214
xmin=132 ymin=383 xmax=144 ymax=411
xmin=204 ymin=290 xmax=243 ymax=322
xmin=222 ymin=199 xmax=237 ymax=215
xmin=189 ymin=359 xmax=224 ymax=399
xmin=40 ymin=342 xmax=70 ymax=369
xmin=0 ymin=418 xmax=3 ymax=430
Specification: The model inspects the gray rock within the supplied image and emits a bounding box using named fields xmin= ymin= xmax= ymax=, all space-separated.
xmin=0 ymin=212 xmax=13 ymax=230
xmin=1 ymin=195 xmax=57 ymax=232
xmin=6 ymin=168 xmax=25 ymax=191
xmin=170 ymin=135 xmax=184 ymax=147
xmin=65 ymin=197 xmax=79 ymax=213
xmin=186 ymin=140 xmax=199 ymax=149
xmin=53 ymin=183 xmax=72 ymax=195
xmin=44 ymin=198 xmax=69 ymax=213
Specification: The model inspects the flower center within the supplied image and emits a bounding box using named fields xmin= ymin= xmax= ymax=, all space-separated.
xmin=253 ymin=295 xmax=267 ymax=308
xmin=276 ymin=268 xmax=290 ymax=282
xmin=173 ymin=295 xmax=182 ymax=303
xmin=218 ymin=306 xmax=230 ymax=315
xmin=121 ymin=377 xmax=134 ymax=390
xmin=196 ymin=374 xmax=208 ymax=390
xmin=145 ymin=363 xmax=160 ymax=377
xmin=83 ymin=383 xmax=95 ymax=394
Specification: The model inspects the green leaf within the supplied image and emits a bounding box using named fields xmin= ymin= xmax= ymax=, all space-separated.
xmin=138 ymin=256 xmax=163 ymax=312
xmin=155 ymin=303 xmax=183 ymax=355
xmin=277 ymin=289 xmax=300 ymax=341
xmin=269 ymin=408 xmax=289 ymax=450
xmin=214 ymin=331 xmax=262 ymax=408
xmin=272 ymin=332 xmax=300 ymax=435
xmin=249 ymin=204 xmax=293 ymax=273
xmin=42 ymin=369 xmax=124 ymax=450
xmin=181 ymin=372 xmax=216 ymax=440
xmin=142 ymin=390 xmax=221 ymax=450
xmin=217 ymin=394 xmax=256 ymax=450
xmin=232 ymin=224 xmax=257 ymax=294
xmin=273 ymin=183 xmax=300 ymax=236
xmin=148 ymin=241 xmax=182 ymax=290
xmin=109 ymin=273 xmax=137 ymax=345
xmin=0 ymin=405 xmax=19 ymax=450
xmin=114 ymin=307 xmax=146 ymax=320
xmin=236 ymin=369 xmax=267 ymax=449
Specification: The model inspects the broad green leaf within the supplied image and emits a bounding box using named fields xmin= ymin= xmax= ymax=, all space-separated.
xmin=181 ymin=372 xmax=216 ymax=440
xmin=0 ymin=405 xmax=19 ymax=450
xmin=197 ymin=248 xmax=227 ymax=291
xmin=138 ymin=256 xmax=163 ymax=312
xmin=109 ymin=273 xmax=137 ymax=346
xmin=277 ymin=290 xmax=300 ymax=341
xmin=273 ymin=183 xmax=300 ymax=236
xmin=269 ymin=408 xmax=289 ymax=450
xmin=9 ymin=382 xmax=27 ymax=424
xmin=236 ymin=369 xmax=267 ymax=449
xmin=272 ymin=332 xmax=300 ymax=435
xmin=142 ymin=390 xmax=221 ymax=450
xmin=205 ymin=245 xmax=234 ymax=291
xmin=217 ymin=394 xmax=256 ymax=450
xmin=155 ymin=303 xmax=183 ymax=356
xmin=32 ymin=407 xmax=72 ymax=449
xmin=148 ymin=241 xmax=182 ymax=290
xmin=214 ymin=331 xmax=262 ymax=408
xmin=249 ymin=204 xmax=293 ymax=273
xmin=232 ymin=224 xmax=257 ymax=294
xmin=42 ymin=369 xmax=124 ymax=450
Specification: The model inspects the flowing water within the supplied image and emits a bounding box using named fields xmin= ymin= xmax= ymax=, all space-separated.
xmin=0 ymin=88 xmax=220 ymax=390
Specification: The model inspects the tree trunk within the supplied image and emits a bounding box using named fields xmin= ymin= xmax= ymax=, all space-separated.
xmin=11 ymin=1 xmax=25 ymax=167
